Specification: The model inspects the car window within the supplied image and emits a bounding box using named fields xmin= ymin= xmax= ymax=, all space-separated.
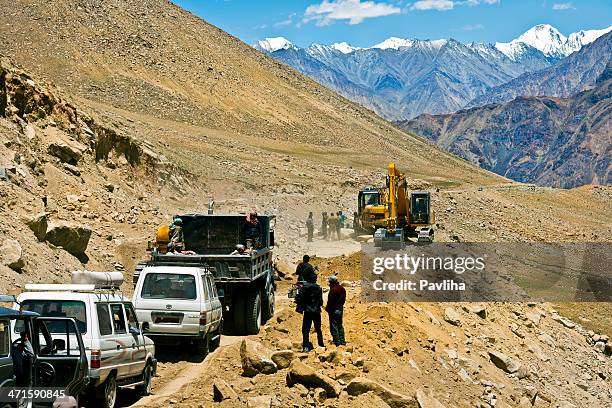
xmin=141 ymin=273 xmax=197 ymax=300
xmin=124 ymin=303 xmax=138 ymax=331
xmin=210 ymin=278 xmax=218 ymax=298
xmin=96 ymin=304 xmax=113 ymax=336
xmin=0 ymin=319 xmax=9 ymax=357
xmin=17 ymin=300 xmax=87 ymax=334
xmin=110 ymin=304 xmax=126 ymax=334
xmin=201 ymin=275 xmax=210 ymax=301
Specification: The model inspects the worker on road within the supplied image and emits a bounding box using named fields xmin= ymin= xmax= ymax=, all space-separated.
xmin=325 ymin=275 xmax=346 ymax=346
xmin=336 ymin=211 xmax=343 ymax=240
xmin=296 ymin=273 xmax=324 ymax=352
xmin=321 ymin=212 xmax=328 ymax=239
xmin=328 ymin=212 xmax=337 ymax=240
xmin=168 ymin=217 xmax=184 ymax=252
xmin=306 ymin=212 xmax=314 ymax=242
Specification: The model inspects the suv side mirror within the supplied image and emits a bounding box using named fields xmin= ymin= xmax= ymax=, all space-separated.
xmin=52 ymin=339 xmax=66 ymax=351
xmin=269 ymin=230 xmax=275 ymax=247
xmin=140 ymin=322 xmax=149 ymax=333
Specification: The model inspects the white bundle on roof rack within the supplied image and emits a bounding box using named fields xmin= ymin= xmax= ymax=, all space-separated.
xmin=71 ymin=271 xmax=124 ymax=289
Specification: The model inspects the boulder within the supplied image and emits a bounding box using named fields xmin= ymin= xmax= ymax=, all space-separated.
xmin=525 ymin=311 xmax=541 ymax=326
xmin=345 ymin=377 xmax=415 ymax=408
xmin=25 ymin=212 xmax=48 ymax=241
xmin=274 ymin=258 xmax=297 ymax=278
xmin=277 ymin=338 xmax=293 ymax=350
xmin=314 ymin=387 xmax=327 ymax=403
xmin=240 ymin=339 xmax=277 ymax=377
xmin=489 ymin=351 xmax=520 ymax=373
xmin=45 ymin=222 xmax=91 ymax=257
xmin=247 ymin=395 xmax=272 ymax=408
xmin=415 ymin=389 xmax=446 ymax=408
xmin=443 ymin=307 xmax=462 ymax=326
xmin=318 ymin=349 xmax=340 ymax=364
xmin=0 ymin=239 xmax=24 ymax=272
xmin=212 ymin=379 xmax=237 ymax=402
xmin=271 ymin=350 xmax=295 ymax=369
xmin=47 ymin=138 xmax=87 ymax=165
xmin=286 ymin=360 xmax=341 ymax=398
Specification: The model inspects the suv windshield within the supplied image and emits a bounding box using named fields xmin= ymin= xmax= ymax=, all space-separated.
xmin=17 ymin=300 xmax=87 ymax=334
xmin=141 ymin=273 xmax=197 ymax=300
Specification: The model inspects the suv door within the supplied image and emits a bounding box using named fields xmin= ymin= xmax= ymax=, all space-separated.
xmin=124 ymin=303 xmax=146 ymax=377
xmin=32 ymin=317 xmax=88 ymax=399
xmin=109 ymin=303 xmax=132 ymax=380
xmin=206 ymin=276 xmax=223 ymax=330
xmin=0 ymin=318 xmax=13 ymax=388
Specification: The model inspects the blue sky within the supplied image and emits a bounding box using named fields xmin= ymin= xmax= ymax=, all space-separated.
xmin=174 ymin=1 xmax=611 ymax=47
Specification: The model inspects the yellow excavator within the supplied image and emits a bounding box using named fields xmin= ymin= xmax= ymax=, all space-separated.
xmin=357 ymin=163 xmax=434 ymax=248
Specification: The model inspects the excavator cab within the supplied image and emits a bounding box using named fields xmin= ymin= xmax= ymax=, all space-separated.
xmin=409 ymin=191 xmax=432 ymax=225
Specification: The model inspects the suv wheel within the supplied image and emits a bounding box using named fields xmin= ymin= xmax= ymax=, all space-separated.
xmin=245 ymin=291 xmax=262 ymax=335
xmin=196 ymin=334 xmax=209 ymax=356
xmin=137 ymin=362 xmax=153 ymax=396
xmin=97 ymin=373 xmax=117 ymax=408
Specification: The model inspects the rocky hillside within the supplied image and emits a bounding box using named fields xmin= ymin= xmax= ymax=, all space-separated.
xmin=0 ymin=0 xmax=494 ymax=187
xmin=400 ymin=63 xmax=612 ymax=188
xmin=469 ymin=31 xmax=611 ymax=108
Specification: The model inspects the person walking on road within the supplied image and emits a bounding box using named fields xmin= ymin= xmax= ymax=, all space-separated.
xmin=335 ymin=211 xmax=343 ymax=240
xmin=325 ymin=275 xmax=346 ymax=346
xmin=306 ymin=212 xmax=314 ymax=242
xmin=321 ymin=212 xmax=328 ymax=240
xmin=328 ymin=212 xmax=337 ymax=240
xmin=296 ymin=273 xmax=324 ymax=352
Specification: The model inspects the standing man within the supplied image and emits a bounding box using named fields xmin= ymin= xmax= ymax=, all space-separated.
xmin=295 ymin=255 xmax=316 ymax=284
xmin=321 ymin=212 xmax=328 ymax=240
xmin=325 ymin=275 xmax=346 ymax=346
xmin=328 ymin=212 xmax=337 ymax=240
xmin=335 ymin=211 xmax=343 ymax=240
xmin=306 ymin=212 xmax=314 ymax=242
xmin=296 ymin=273 xmax=324 ymax=352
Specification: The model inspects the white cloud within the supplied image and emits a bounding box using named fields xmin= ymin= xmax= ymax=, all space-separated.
xmin=274 ymin=13 xmax=296 ymax=27
xmin=304 ymin=0 xmax=401 ymax=26
xmin=462 ymin=24 xmax=485 ymax=31
xmin=410 ymin=0 xmax=499 ymax=11
xmin=552 ymin=2 xmax=575 ymax=10
xmin=464 ymin=0 xmax=500 ymax=5
xmin=411 ymin=0 xmax=454 ymax=10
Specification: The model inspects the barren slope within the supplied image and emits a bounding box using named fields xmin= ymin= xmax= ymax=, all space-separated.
xmin=0 ymin=0 xmax=498 ymax=186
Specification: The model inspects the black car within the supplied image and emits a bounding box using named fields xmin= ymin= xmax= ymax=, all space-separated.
xmin=0 ymin=296 xmax=88 ymax=407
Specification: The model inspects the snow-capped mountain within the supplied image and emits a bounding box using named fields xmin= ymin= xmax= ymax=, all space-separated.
xmin=495 ymin=24 xmax=611 ymax=60
xmin=254 ymin=37 xmax=295 ymax=53
xmin=330 ymin=42 xmax=360 ymax=54
xmin=253 ymin=25 xmax=610 ymax=120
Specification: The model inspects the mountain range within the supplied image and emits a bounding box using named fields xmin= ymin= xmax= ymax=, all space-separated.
xmin=254 ymin=24 xmax=611 ymax=121
xmin=400 ymin=60 xmax=611 ymax=188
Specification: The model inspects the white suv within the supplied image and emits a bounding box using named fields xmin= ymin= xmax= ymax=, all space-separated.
xmin=15 ymin=272 xmax=156 ymax=408
xmin=133 ymin=266 xmax=223 ymax=355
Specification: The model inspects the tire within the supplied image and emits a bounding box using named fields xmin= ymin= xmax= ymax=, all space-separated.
xmin=245 ymin=291 xmax=262 ymax=335
xmin=262 ymin=287 xmax=275 ymax=322
xmin=136 ymin=362 xmax=153 ymax=396
xmin=196 ymin=334 xmax=209 ymax=357
xmin=96 ymin=373 xmax=117 ymax=408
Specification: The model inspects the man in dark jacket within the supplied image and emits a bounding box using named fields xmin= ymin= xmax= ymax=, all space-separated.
xmin=325 ymin=275 xmax=346 ymax=346
xmin=306 ymin=212 xmax=314 ymax=242
xmin=296 ymin=273 xmax=324 ymax=352
xmin=295 ymin=255 xmax=316 ymax=284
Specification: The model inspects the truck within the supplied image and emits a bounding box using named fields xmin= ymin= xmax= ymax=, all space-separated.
xmin=134 ymin=213 xmax=276 ymax=335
